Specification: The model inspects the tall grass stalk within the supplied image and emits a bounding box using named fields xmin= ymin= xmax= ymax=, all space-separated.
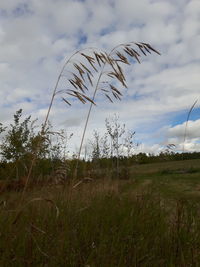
xmin=21 ymin=48 xmax=95 ymax=199
xmin=73 ymin=42 xmax=160 ymax=179
xmin=22 ymin=42 xmax=160 ymax=194
xmin=182 ymin=99 xmax=198 ymax=156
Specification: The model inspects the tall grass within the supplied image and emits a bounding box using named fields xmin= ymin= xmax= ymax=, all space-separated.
xmin=21 ymin=42 xmax=160 ymax=193
xmin=45 ymin=43 xmax=160 ymax=178
xmin=1 ymin=177 xmax=200 ymax=266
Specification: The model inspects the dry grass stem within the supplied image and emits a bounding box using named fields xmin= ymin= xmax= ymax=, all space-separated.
xmin=21 ymin=42 xmax=160 ymax=190
xmin=182 ymin=99 xmax=198 ymax=153
xmin=13 ymin=197 xmax=59 ymax=225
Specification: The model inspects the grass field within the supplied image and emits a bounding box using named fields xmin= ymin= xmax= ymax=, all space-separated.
xmin=1 ymin=159 xmax=200 ymax=266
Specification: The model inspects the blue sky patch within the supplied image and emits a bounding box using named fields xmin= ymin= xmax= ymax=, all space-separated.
xmin=13 ymin=3 xmax=33 ymax=17
xmin=25 ymin=97 xmax=32 ymax=103
xmin=169 ymin=107 xmax=200 ymax=127
xmin=0 ymin=9 xmax=8 ymax=18
xmin=78 ymin=34 xmax=87 ymax=45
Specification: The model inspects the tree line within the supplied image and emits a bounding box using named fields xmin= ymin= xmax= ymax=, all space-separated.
xmin=0 ymin=109 xmax=200 ymax=186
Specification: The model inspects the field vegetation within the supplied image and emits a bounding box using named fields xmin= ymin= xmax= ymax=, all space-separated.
xmin=1 ymin=159 xmax=200 ymax=266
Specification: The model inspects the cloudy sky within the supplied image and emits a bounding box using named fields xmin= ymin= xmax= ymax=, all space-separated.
xmin=0 ymin=0 xmax=200 ymax=155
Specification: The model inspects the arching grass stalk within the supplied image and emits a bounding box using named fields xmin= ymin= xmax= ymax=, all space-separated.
xmin=22 ymin=42 xmax=160 ymax=196
xmin=21 ymin=48 xmax=96 ymax=199
xmin=74 ymin=43 xmax=160 ymax=179
xmin=41 ymin=47 xmax=99 ymax=133
xmin=182 ymin=99 xmax=198 ymax=157
xmin=76 ymin=43 xmax=127 ymax=162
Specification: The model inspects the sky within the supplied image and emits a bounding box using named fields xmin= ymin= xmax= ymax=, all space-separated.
xmin=0 ymin=0 xmax=200 ymax=156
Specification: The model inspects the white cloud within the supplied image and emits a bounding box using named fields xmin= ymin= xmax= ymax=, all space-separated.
xmin=0 ymin=0 xmax=24 ymax=10
xmin=168 ymin=119 xmax=200 ymax=140
xmin=156 ymin=118 xmax=200 ymax=153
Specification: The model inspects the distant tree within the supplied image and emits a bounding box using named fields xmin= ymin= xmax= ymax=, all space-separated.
xmin=0 ymin=109 xmax=32 ymax=162
xmin=49 ymin=129 xmax=73 ymax=160
xmin=0 ymin=122 xmax=6 ymax=135
xmin=101 ymin=133 xmax=110 ymax=158
xmin=123 ymin=130 xmax=136 ymax=157
xmin=90 ymin=130 xmax=101 ymax=160
xmin=0 ymin=109 xmax=53 ymax=178
xmin=105 ymin=114 xmax=126 ymax=176
xmin=105 ymin=114 xmax=125 ymax=159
